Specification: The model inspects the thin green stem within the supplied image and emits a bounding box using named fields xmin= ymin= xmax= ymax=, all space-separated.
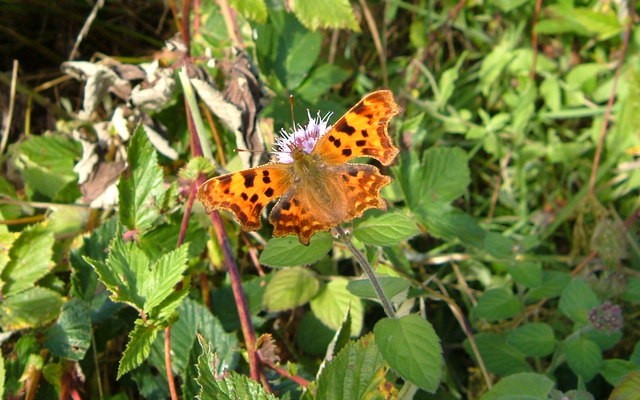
xmin=335 ymin=226 xmax=396 ymax=318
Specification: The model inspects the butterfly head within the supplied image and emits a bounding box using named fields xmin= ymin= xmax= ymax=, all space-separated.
xmin=271 ymin=111 xmax=332 ymax=163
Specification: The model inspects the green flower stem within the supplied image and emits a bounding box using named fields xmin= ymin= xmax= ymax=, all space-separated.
xmin=335 ymin=226 xmax=396 ymax=318
xmin=179 ymin=67 xmax=213 ymax=161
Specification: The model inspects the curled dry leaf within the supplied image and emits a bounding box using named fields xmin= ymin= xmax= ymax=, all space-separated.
xmin=61 ymin=61 xmax=129 ymax=116
xmin=192 ymin=50 xmax=266 ymax=169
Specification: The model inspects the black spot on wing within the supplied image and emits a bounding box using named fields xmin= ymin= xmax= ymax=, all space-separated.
xmin=352 ymin=101 xmax=366 ymax=115
xmin=335 ymin=119 xmax=356 ymax=136
xmin=243 ymin=172 xmax=256 ymax=188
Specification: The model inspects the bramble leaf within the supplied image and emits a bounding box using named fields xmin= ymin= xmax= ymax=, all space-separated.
xmin=44 ymin=299 xmax=92 ymax=361
xmin=196 ymin=336 xmax=277 ymax=400
xmin=290 ymin=0 xmax=360 ymax=32
xmin=1 ymin=225 xmax=54 ymax=296
xmin=119 ymin=126 xmax=164 ymax=232
xmin=316 ymin=334 xmax=387 ymax=399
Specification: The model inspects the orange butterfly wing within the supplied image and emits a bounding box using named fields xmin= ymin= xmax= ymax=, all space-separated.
xmin=268 ymin=163 xmax=391 ymax=245
xmin=312 ymin=90 xmax=400 ymax=166
xmin=197 ymin=164 xmax=291 ymax=231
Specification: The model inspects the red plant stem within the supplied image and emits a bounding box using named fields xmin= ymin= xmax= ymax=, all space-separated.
xmin=259 ymin=355 xmax=310 ymax=388
xmin=181 ymin=0 xmax=191 ymax=55
xmin=208 ymin=210 xmax=261 ymax=381
xmin=164 ymin=326 xmax=179 ymax=400
xmin=161 ymin=178 xmax=200 ymax=399
xmin=185 ymin=95 xmax=263 ymax=383
xmin=178 ymin=180 xmax=197 ymax=246
xmin=530 ymin=0 xmax=543 ymax=79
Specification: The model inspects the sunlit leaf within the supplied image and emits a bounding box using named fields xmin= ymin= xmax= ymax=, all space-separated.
xmin=374 ymin=315 xmax=443 ymax=393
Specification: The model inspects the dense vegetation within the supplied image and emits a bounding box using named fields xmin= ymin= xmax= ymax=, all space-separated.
xmin=1 ymin=0 xmax=639 ymax=398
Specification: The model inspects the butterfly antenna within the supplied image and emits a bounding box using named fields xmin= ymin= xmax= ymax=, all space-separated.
xmin=235 ymin=148 xmax=264 ymax=154
xmin=289 ymin=94 xmax=296 ymax=127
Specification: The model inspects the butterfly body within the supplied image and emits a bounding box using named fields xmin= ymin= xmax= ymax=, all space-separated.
xmin=198 ymin=90 xmax=400 ymax=245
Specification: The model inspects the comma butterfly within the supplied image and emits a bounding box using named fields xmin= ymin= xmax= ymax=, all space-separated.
xmin=197 ymin=90 xmax=400 ymax=245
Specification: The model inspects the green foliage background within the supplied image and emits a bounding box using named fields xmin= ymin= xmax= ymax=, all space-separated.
xmin=1 ymin=0 xmax=640 ymax=398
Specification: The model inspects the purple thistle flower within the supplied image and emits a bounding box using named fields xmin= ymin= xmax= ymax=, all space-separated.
xmin=272 ymin=111 xmax=333 ymax=163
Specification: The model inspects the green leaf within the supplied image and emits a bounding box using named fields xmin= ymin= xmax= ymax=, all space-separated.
xmin=284 ymin=30 xmax=322 ymax=90
xmin=437 ymin=53 xmax=466 ymax=109
xmin=296 ymin=313 xmax=336 ymax=356
xmin=85 ymin=237 xmax=148 ymax=310
xmin=506 ymin=323 xmax=556 ymax=357
xmin=0 ymin=287 xmax=63 ymax=330
xmin=1 ymin=225 xmax=54 ymax=296
xmin=16 ymin=135 xmax=81 ymax=199
xmin=310 ymin=278 xmax=363 ymax=336
xmin=479 ymin=372 xmax=554 ymax=400
xmin=87 ymin=237 xmax=189 ymax=317
xmin=483 ymin=232 xmax=514 ymax=259
xmin=263 ymin=267 xmax=320 ymax=311
xmin=572 ymin=8 xmax=622 ymax=40
xmin=559 ymin=278 xmax=600 ymax=324
xmin=118 ymin=321 xmax=161 ymax=379
xmin=374 ymin=315 xmax=443 ymax=393
xmin=0 ymin=231 xmax=17 ymax=278
xmin=149 ymin=298 xmax=238 ymax=379
xmin=119 ymin=126 xmax=164 ymax=232
xmin=474 ymin=287 xmax=523 ymax=322
xmin=196 ymin=336 xmax=278 ymax=400
xmin=70 ymin=218 xmax=117 ymax=302
xmin=506 ymin=262 xmax=543 ymax=288
xmin=468 ymin=332 xmax=531 ymax=376
xmin=563 ymin=336 xmax=602 ymax=382
xmin=316 ymin=334 xmax=387 ymax=400
xmin=422 ymin=147 xmax=470 ymax=207
xmin=229 ymin=0 xmax=266 ymax=23
xmin=0 ymin=350 xmax=4 ymax=399
xmin=419 ymin=205 xmax=486 ymax=247
xmin=622 ymin=277 xmax=640 ymax=304
xmin=296 ymin=64 xmax=351 ymax=102
xmin=179 ymin=156 xmax=215 ymax=181
xmin=610 ymin=371 xmax=640 ymax=400
xmin=259 ymin=232 xmax=332 ymax=267
xmin=478 ymin=36 xmax=517 ymax=95
xmin=44 ymin=299 xmax=92 ymax=361
xmin=140 ymin=219 xmax=208 ymax=260
xmin=347 ymin=276 xmax=410 ymax=301
xmin=258 ymin=10 xmax=324 ymax=91
xmin=153 ymin=280 xmax=190 ymax=322
xmin=142 ymin=245 xmax=189 ymax=314
xmin=290 ymin=0 xmax=359 ymax=32
xmin=526 ymin=271 xmax=571 ymax=301
xmin=540 ymin=76 xmax=561 ymax=112
xmin=601 ymin=359 xmax=640 ymax=387
xmin=352 ymin=211 xmax=420 ymax=246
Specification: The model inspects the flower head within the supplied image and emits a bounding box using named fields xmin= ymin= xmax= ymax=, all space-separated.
xmin=272 ymin=110 xmax=332 ymax=163
xmin=588 ymin=300 xmax=623 ymax=334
